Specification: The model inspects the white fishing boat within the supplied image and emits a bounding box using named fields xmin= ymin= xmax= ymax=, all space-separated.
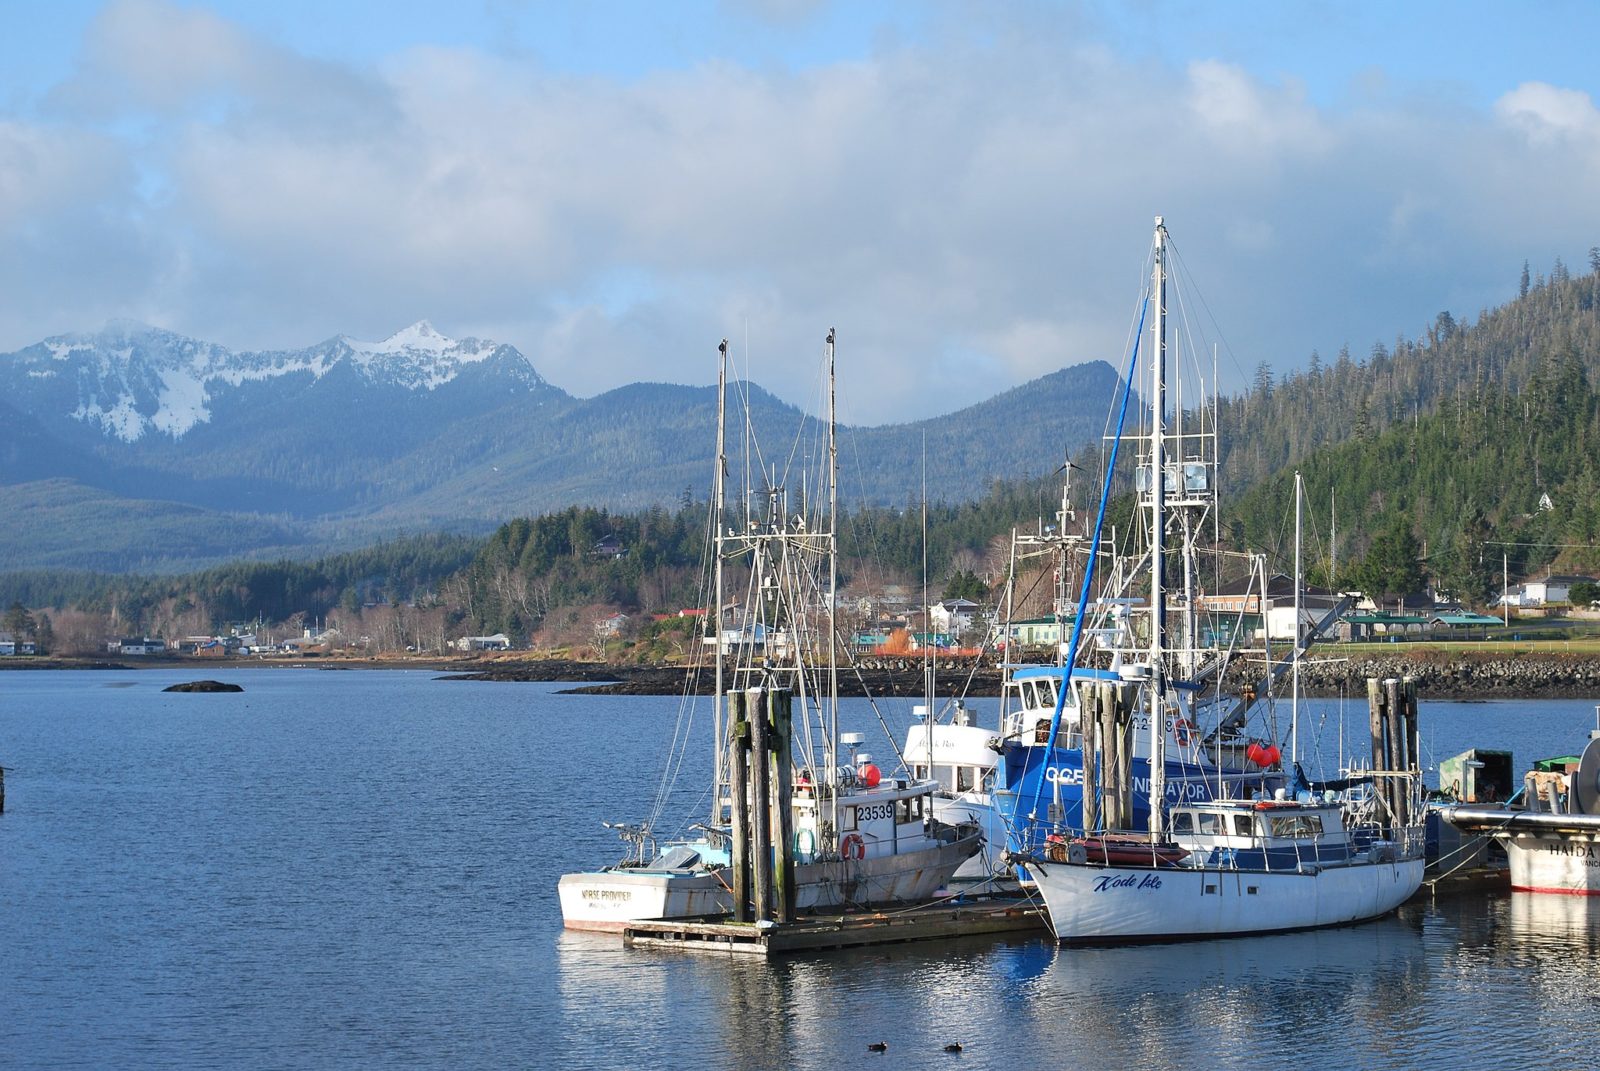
xmin=1020 ymin=218 xmax=1426 ymax=943
xmin=561 ymin=332 xmax=981 ymax=932
xmin=903 ymin=700 xmax=1006 ymax=880
xmin=1443 ymin=720 xmax=1600 ymax=896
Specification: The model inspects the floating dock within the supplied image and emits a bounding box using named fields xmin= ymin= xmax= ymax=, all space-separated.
xmin=623 ymin=896 xmax=1046 ymax=956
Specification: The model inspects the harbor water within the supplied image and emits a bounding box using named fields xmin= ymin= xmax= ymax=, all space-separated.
xmin=3 ymin=668 xmax=1599 ymax=1070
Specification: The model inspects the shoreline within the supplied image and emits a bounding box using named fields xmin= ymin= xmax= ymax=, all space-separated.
xmin=8 ymin=652 xmax=1600 ymax=700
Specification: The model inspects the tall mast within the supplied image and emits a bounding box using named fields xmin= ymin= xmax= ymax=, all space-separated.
xmin=826 ymin=329 xmax=840 ymax=841
xmin=712 ymin=339 xmax=729 ymax=829
xmin=1149 ymin=216 xmax=1169 ymax=837
xmin=1292 ymin=471 xmax=1303 ymax=764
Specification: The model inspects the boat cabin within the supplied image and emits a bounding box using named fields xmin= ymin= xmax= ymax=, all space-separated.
xmin=791 ymin=774 xmax=946 ymax=864
xmin=1167 ymin=798 xmax=1357 ymax=871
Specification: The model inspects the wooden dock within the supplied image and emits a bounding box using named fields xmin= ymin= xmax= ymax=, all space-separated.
xmin=622 ymin=897 xmax=1047 ymax=956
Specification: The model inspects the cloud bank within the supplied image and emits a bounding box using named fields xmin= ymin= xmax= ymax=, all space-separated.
xmin=3 ymin=0 xmax=1599 ymax=422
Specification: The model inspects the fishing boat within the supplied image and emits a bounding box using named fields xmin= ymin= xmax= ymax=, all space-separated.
xmin=990 ymin=249 xmax=1358 ymax=867
xmin=1442 ymin=717 xmax=1600 ymax=895
xmin=560 ymin=332 xmax=982 ymax=932
xmin=1013 ymin=217 xmax=1426 ymax=942
xmin=902 ymin=699 xmax=1008 ymax=880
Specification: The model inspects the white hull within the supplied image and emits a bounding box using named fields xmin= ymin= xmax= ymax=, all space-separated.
xmin=930 ymin=795 xmax=1004 ymax=879
xmin=560 ymin=830 xmax=982 ymax=931
xmin=1032 ymin=857 xmax=1424 ymax=943
xmin=1506 ymin=831 xmax=1600 ymax=895
xmin=1442 ymin=805 xmax=1600 ymax=896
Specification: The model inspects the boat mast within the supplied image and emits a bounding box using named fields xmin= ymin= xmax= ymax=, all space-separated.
xmin=1149 ymin=216 xmax=1169 ymax=838
xmin=826 ymin=328 xmax=840 ymax=844
xmin=712 ymin=339 xmax=729 ymax=829
xmin=1292 ymin=470 xmax=1303 ymax=765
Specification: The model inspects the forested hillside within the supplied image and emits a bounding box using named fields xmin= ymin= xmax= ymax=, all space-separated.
xmin=1216 ymin=253 xmax=1600 ymax=494
xmin=11 ymin=254 xmax=1600 ymax=651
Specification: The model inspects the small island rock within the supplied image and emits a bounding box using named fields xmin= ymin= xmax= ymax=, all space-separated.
xmin=164 ymin=680 xmax=244 ymax=693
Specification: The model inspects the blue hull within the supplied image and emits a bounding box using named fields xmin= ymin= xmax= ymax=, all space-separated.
xmin=997 ymin=742 xmax=1280 ymax=857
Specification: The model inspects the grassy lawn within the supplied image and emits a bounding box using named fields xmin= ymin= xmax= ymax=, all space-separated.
xmin=1322 ymin=617 xmax=1600 ymax=657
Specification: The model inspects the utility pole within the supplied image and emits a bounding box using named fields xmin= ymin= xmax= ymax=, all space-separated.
xmin=1503 ymin=552 xmax=1510 ymax=627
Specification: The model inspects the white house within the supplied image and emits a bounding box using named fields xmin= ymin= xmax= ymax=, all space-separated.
xmin=1519 ymin=574 xmax=1598 ymax=607
xmin=929 ymin=599 xmax=981 ymax=637
xmin=455 ymin=633 xmax=512 ymax=651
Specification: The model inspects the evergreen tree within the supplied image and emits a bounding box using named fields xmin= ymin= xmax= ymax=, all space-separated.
xmin=1355 ymin=521 xmax=1425 ymax=600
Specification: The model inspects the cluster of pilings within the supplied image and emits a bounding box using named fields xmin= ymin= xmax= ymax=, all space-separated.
xmin=1367 ymin=676 xmax=1420 ymax=832
xmin=1079 ymin=680 xmax=1136 ymax=833
xmin=727 ymin=687 xmax=799 ymax=924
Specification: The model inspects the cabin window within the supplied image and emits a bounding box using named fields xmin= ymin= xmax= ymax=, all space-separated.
xmin=913 ymin=764 xmax=928 ymax=780
xmin=980 ymin=770 xmax=996 ymax=793
xmin=897 ymin=796 xmax=924 ymax=823
xmin=1197 ymin=813 xmax=1223 ymax=835
xmin=1034 ymin=719 xmax=1051 ymax=744
xmin=956 ymin=766 xmax=975 ymax=793
xmin=1268 ymin=814 xmax=1324 ymax=839
xmin=1232 ymin=815 xmax=1257 ymax=837
xmin=845 ymin=806 xmax=859 ymax=831
xmin=1171 ymin=812 xmax=1194 ymax=834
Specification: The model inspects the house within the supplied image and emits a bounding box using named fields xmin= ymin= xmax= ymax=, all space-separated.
xmin=929 ymin=599 xmax=981 ymax=636
xmin=0 ymin=633 xmax=36 ymax=656
xmin=594 ymin=614 xmax=628 ymax=638
xmin=1002 ymin=617 xmax=1068 ymax=648
xmin=455 ymin=633 xmax=512 ymax=652
xmin=111 ymin=637 xmax=166 ymax=656
xmin=1520 ymin=573 xmax=1598 ymax=607
xmin=1201 ymin=574 xmax=1345 ymax=644
xmin=591 ymin=534 xmax=627 ymax=559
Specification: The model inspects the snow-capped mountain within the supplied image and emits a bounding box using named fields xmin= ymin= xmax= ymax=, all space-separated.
xmin=7 ymin=320 xmax=548 ymax=443
xmin=0 ymin=320 xmax=1122 ymax=573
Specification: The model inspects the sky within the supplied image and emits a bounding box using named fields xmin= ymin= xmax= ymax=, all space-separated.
xmin=3 ymin=0 xmax=1600 ymax=424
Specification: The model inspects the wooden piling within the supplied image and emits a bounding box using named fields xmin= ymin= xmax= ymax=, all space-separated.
xmin=1367 ymin=678 xmax=1388 ymax=826
xmin=1384 ymin=677 xmax=1405 ymax=827
xmin=1104 ymin=683 xmax=1133 ymax=832
xmin=747 ymin=687 xmax=773 ymax=921
xmin=770 ymin=688 xmax=797 ymax=924
xmin=727 ymin=690 xmax=752 ymax=923
xmin=1080 ymin=680 xmax=1099 ymax=833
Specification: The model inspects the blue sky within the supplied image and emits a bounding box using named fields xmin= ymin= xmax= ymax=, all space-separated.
xmin=3 ymin=1 xmax=1600 ymax=421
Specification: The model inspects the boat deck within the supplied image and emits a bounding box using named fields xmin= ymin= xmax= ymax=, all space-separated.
xmin=621 ymin=896 xmax=1046 ymax=957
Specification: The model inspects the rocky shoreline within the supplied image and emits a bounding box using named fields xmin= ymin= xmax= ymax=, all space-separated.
xmin=7 ymin=650 xmax=1598 ymax=699
xmin=442 ymin=652 xmax=1600 ymax=699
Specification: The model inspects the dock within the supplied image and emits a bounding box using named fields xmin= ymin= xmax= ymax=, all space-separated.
xmin=622 ymin=896 xmax=1047 ymax=956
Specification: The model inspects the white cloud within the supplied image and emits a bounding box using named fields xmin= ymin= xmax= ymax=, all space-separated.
xmin=3 ymin=4 xmax=1600 ymax=422
xmin=1495 ymin=82 xmax=1600 ymax=146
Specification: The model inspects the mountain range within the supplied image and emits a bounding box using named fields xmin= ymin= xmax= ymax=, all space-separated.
xmin=0 ymin=321 xmax=1122 ymax=571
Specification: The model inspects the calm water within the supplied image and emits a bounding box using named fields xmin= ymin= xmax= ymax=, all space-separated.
xmin=3 ymin=668 xmax=1600 ymax=1070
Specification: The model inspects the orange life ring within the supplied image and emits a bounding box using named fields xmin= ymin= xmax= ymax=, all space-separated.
xmin=1173 ymin=718 xmax=1195 ymax=747
xmin=841 ymin=832 xmax=866 ymax=860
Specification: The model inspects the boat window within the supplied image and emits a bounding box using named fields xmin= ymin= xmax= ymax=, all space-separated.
xmin=956 ymin=766 xmax=974 ymax=793
xmin=913 ymin=764 xmax=927 ymax=780
xmin=845 ymin=806 xmax=859 ymax=831
xmin=1268 ymin=814 xmax=1324 ymax=839
xmin=1034 ymin=719 xmax=1051 ymax=744
xmin=980 ymin=770 xmax=995 ymax=793
xmin=1171 ymin=812 xmax=1195 ymax=834
xmin=1232 ymin=814 xmax=1256 ymax=837
xmin=1197 ymin=812 xmax=1223 ymax=835
xmin=897 ymin=796 xmax=924 ymax=823
xmin=1042 ymin=680 xmax=1058 ymax=707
